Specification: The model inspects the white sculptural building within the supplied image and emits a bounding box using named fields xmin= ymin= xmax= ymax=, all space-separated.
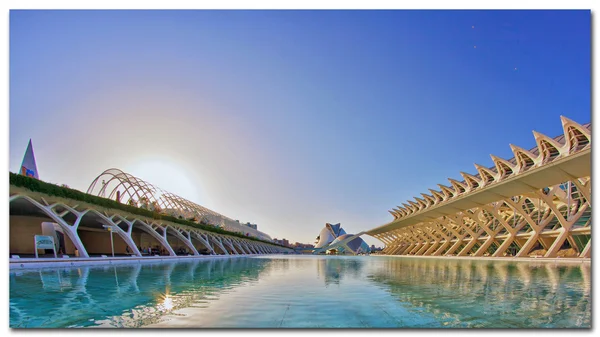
xmin=314 ymin=223 xmax=370 ymax=255
xmin=366 ymin=116 xmax=591 ymax=259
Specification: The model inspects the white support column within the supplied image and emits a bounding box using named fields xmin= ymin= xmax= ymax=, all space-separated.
xmin=222 ymin=238 xmax=239 ymax=255
xmin=13 ymin=197 xmax=90 ymax=258
xmin=110 ymin=216 xmax=142 ymax=257
xmin=252 ymin=243 xmax=262 ymax=254
xmin=191 ymin=231 xmax=216 ymax=255
xmin=231 ymin=239 xmax=248 ymax=254
xmin=243 ymin=241 xmax=258 ymax=254
xmin=100 ymin=216 xmax=141 ymax=257
xmin=145 ymin=222 xmax=176 ymax=256
xmin=207 ymin=234 xmax=229 ymax=255
xmin=168 ymin=227 xmax=200 ymax=256
xmin=241 ymin=240 xmax=255 ymax=254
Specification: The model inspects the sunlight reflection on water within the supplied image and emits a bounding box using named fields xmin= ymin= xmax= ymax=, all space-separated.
xmin=9 ymin=256 xmax=591 ymax=328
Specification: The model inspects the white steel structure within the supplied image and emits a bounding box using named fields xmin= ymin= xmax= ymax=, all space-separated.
xmin=10 ymin=168 xmax=292 ymax=258
xmin=9 ymin=191 xmax=290 ymax=258
xmin=367 ymin=116 xmax=591 ymax=259
xmin=87 ymin=168 xmax=272 ymax=241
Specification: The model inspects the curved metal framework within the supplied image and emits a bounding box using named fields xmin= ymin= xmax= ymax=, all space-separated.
xmin=368 ymin=116 xmax=591 ymax=259
xmin=87 ymin=168 xmax=272 ymax=241
xmin=9 ymin=193 xmax=290 ymax=258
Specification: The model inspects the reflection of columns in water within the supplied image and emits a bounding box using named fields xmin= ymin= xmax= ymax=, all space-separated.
xmin=114 ymin=266 xmax=120 ymax=291
xmin=516 ymin=263 xmax=532 ymax=288
xmin=448 ymin=261 xmax=460 ymax=288
xmin=475 ymin=263 xmax=489 ymax=286
xmin=126 ymin=264 xmax=142 ymax=293
xmin=462 ymin=262 xmax=473 ymax=291
xmin=317 ymin=258 xmax=325 ymax=280
xmin=76 ymin=267 xmax=90 ymax=287
xmin=163 ymin=262 xmax=176 ymax=286
xmin=367 ymin=258 xmax=591 ymax=328
xmin=188 ymin=259 xmax=201 ymax=281
xmin=544 ymin=264 xmax=559 ymax=292
xmin=37 ymin=267 xmax=95 ymax=324
xmin=205 ymin=259 xmax=213 ymax=279
xmin=72 ymin=267 xmax=91 ymax=301
xmin=39 ymin=269 xmax=71 ymax=290
xmin=492 ymin=263 xmax=509 ymax=287
xmin=580 ymin=264 xmax=590 ymax=297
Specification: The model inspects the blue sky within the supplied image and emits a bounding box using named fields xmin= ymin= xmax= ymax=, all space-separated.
xmin=9 ymin=10 xmax=590 ymax=246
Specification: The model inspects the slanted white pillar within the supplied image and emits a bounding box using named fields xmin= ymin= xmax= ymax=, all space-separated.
xmin=207 ymin=234 xmax=228 ymax=255
xmin=191 ymin=231 xmax=216 ymax=255
xmin=144 ymin=222 xmax=176 ymax=256
xmin=165 ymin=226 xmax=199 ymax=256
xmin=222 ymin=238 xmax=239 ymax=255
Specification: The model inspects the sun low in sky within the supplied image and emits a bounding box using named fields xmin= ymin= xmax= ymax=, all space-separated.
xmin=9 ymin=10 xmax=591 ymax=247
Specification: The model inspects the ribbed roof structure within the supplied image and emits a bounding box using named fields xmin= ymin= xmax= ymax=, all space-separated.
xmin=386 ymin=116 xmax=591 ymax=221
xmin=87 ymin=168 xmax=272 ymax=241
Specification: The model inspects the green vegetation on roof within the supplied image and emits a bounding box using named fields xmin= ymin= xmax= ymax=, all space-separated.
xmin=9 ymin=172 xmax=286 ymax=248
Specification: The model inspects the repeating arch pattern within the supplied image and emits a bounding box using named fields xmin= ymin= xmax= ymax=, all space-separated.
xmin=87 ymin=168 xmax=272 ymax=241
xmin=370 ymin=116 xmax=591 ymax=259
xmin=9 ymin=193 xmax=292 ymax=258
xmin=373 ymin=178 xmax=591 ymax=259
xmin=386 ymin=116 xmax=590 ymax=220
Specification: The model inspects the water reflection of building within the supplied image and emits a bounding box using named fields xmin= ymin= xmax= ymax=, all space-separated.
xmin=316 ymin=257 xmax=364 ymax=286
xmin=9 ymin=258 xmax=269 ymax=328
xmin=368 ymin=258 xmax=591 ymax=328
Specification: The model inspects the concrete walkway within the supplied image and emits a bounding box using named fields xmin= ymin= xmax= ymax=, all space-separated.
xmin=381 ymin=254 xmax=591 ymax=264
xmin=9 ymin=254 xmax=262 ymax=270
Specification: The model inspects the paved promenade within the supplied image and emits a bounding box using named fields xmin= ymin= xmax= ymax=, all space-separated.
xmin=380 ymin=254 xmax=591 ymax=264
xmin=9 ymin=254 xmax=263 ymax=270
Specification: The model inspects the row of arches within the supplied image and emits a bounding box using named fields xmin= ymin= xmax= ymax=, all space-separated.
xmin=375 ymin=178 xmax=591 ymax=259
xmin=9 ymin=194 xmax=291 ymax=259
xmin=389 ymin=116 xmax=591 ymax=220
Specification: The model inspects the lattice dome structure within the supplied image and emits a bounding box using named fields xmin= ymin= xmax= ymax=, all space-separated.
xmin=87 ymin=168 xmax=272 ymax=241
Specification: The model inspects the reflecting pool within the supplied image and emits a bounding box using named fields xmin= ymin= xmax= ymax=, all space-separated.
xmin=9 ymin=255 xmax=591 ymax=328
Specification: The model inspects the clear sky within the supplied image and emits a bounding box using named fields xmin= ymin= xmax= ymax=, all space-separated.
xmin=9 ymin=10 xmax=590 ymax=247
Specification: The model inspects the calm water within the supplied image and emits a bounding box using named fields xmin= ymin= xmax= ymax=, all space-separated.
xmin=9 ymin=255 xmax=591 ymax=328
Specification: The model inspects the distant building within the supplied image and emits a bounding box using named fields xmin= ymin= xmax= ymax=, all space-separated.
xmin=272 ymin=238 xmax=291 ymax=247
xmin=245 ymin=222 xmax=258 ymax=230
xmin=293 ymin=242 xmax=314 ymax=249
xmin=19 ymin=139 xmax=39 ymax=179
xmin=313 ymin=223 xmax=370 ymax=255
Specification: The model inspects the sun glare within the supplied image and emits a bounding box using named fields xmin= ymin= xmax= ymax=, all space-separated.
xmin=127 ymin=158 xmax=206 ymax=205
xmin=161 ymin=296 xmax=174 ymax=311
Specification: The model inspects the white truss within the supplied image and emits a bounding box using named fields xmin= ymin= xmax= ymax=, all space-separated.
xmin=87 ymin=168 xmax=272 ymax=241
xmin=9 ymin=193 xmax=290 ymax=258
xmin=369 ymin=116 xmax=591 ymax=259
